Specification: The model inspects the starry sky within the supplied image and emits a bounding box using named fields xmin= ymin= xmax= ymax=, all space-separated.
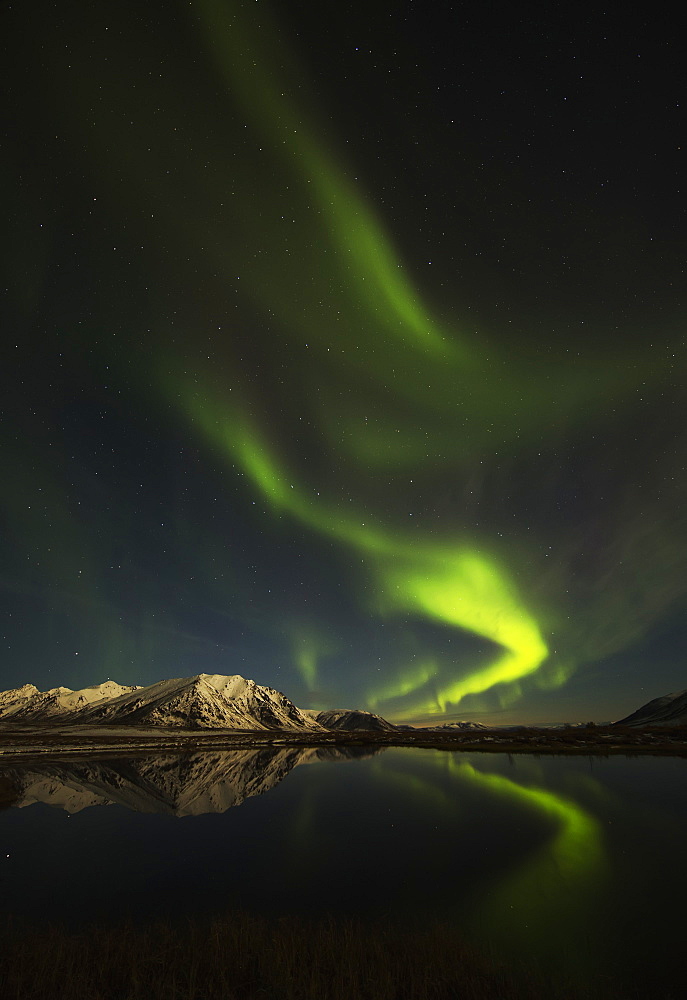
xmin=2 ymin=0 xmax=685 ymax=725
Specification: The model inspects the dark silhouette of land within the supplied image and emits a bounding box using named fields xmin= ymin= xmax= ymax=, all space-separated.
xmin=1 ymin=722 xmax=687 ymax=761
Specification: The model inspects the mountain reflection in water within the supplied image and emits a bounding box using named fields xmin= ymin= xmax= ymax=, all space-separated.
xmin=0 ymin=745 xmax=605 ymax=950
xmin=0 ymin=746 xmax=380 ymax=817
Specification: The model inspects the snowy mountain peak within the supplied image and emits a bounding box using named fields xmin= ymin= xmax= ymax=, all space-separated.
xmin=0 ymin=680 xmax=139 ymax=720
xmin=0 ymin=673 xmax=326 ymax=731
xmin=198 ymin=673 xmax=251 ymax=695
xmin=0 ymin=683 xmax=39 ymax=708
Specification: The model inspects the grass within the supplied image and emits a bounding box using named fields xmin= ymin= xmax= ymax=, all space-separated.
xmin=0 ymin=910 xmax=626 ymax=1000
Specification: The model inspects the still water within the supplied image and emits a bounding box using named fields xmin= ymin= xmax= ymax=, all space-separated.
xmin=1 ymin=746 xmax=685 ymax=994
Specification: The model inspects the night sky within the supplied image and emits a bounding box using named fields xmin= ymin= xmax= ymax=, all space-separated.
xmin=2 ymin=0 xmax=685 ymax=725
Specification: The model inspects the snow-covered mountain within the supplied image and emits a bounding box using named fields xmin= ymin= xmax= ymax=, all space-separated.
xmin=0 ymin=674 xmax=324 ymax=731
xmin=0 ymin=681 xmax=140 ymax=721
xmin=0 ymin=675 xmax=406 ymax=731
xmin=81 ymin=674 xmax=325 ymax=730
xmin=0 ymin=746 xmax=382 ymax=816
xmin=304 ymin=708 xmax=398 ymax=732
xmin=616 ymin=689 xmax=687 ymax=727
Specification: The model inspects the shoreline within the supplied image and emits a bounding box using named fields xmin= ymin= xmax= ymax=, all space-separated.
xmin=0 ymin=723 xmax=686 ymax=760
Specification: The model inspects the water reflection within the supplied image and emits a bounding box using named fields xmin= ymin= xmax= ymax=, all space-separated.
xmin=0 ymin=745 xmax=606 ymax=947
xmin=367 ymin=749 xmax=606 ymax=965
xmin=0 ymin=746 xmax=379 ymax=817
xmin=2 ymin=746 xmax=684 ymax=996
xmin=446 ymin=757 xmax=606 ymax=960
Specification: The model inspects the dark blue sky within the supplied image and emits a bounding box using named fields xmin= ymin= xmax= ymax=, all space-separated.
xmin=2 ymin=0 xmax=685 ymax=724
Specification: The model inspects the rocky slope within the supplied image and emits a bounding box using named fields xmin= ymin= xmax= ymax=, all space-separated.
xmin=80 ymin=674 xmax=325 ymax=730
xmin=616 ymin=689 xmax=687 ymax=727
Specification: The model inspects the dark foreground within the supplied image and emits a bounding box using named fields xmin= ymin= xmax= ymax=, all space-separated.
xmin=0 ymin=722 xmax=686 ymax=760
xmin=0 ymin=910 xmax=659 ymax=1000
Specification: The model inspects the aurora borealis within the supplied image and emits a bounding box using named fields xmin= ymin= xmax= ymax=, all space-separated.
xmin=2 ymin=0 xmax=685 ymax=723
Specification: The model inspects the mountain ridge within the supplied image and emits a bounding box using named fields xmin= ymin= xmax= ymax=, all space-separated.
xmin=616 ymin=689 xmax=687 ymax=727
xmin=0 ymin=674 xmax=488 ymax=732
xmin=0 ymin=674 xmax=324 ymax=731
xmin=0 ymin=681 xmax=140 ymax=720
xmin=303 ymin=708 xmax=398 ymax=732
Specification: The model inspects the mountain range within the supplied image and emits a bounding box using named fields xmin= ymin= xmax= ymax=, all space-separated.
xmin=0 ymin=675 xmax=324 ymax=730
xmin=0 ymin=674 xmax=401 ymax=732
xmin=3 ymin=674 xmax=684 ymax=733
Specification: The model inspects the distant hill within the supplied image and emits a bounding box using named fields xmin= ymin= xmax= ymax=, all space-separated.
xmin=304 ymin=709 xmax=397 ymax=732
xmin=616 ymin=689 xmax=687 ymax=727
xmin=423 ymin=721 xmax=487 ymax=732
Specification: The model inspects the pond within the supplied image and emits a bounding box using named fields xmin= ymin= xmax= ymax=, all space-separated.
xmin=1 ymin=746 xmax=685 ymax=997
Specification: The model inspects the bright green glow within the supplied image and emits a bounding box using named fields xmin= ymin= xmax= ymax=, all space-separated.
xmin=370 ymin=754 xmax=460 ymax=814
xmin=370 ymin=750 xmax=605 ymax=946
xmin=377 ymin=553 xmax=548 ymax=709
xmin=294 ymin=638 xmax=318 ymax=687
xmin=424 ymin=752 xmax=602 ymax=885
xmin=304 ymin=152 xmax=453 ymax=358
xmin=147 ymin=3 xmax=668 ymax=714
xmin=194 ymin=0 xmax=457 ymax=362
xmin=449 ymin=757 xmax=605 ymax=944
xmin=456 ymin=760 xmax=602 ymax=881
xmin=534 ymin=658 xmax=577 ymax=692
xmin=368 ymin=660 xmax=441 ymax=715
xmin=170 ymin=378 xmax=548 ymax=713
xmin=284 ymin=623 xmax=339 ymax=691
xmin=192 ymin=0 xmax=650 ymax=470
